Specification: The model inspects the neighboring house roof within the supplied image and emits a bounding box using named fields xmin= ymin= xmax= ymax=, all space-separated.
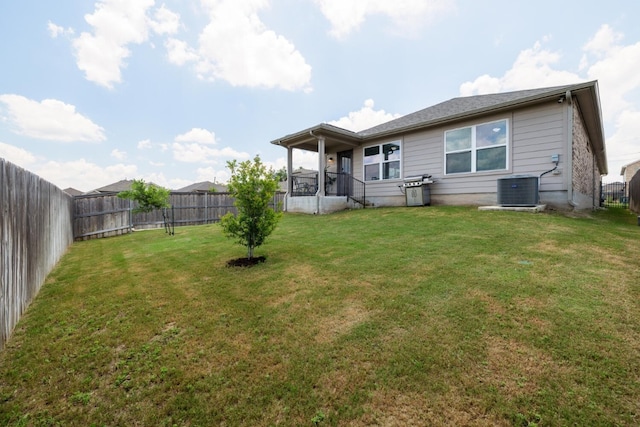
xmin=176 ymin=181 xmax=227 ymax=192
xmin=620 ymin=159 xmax=640 ymax=177
xmin=292 ymin=168 xmax=317 ymax=175
xmin=272 ymin=80 xmax=607 ymax=174
xmin=85 ymin=179 xmax=135 ymax=194
xmin=84 ymin=179 xmax=164 ymax=194
xmin=63 ymin=187 xmax=83 ymax=196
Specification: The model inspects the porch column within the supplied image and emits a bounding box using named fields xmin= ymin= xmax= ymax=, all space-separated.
xmin=287 ymin=146 xmax=293 ymax=194
xmin=318 ymin=136 xmax=326 ymax=196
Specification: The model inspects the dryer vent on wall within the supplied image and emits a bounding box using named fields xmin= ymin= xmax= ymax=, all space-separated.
xmin=497 ymin=176 xmax=539 ymax=206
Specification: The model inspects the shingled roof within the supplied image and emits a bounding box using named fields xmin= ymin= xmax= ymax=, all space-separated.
xmin=357 ymin=85 xmax=576 ymax=137
xmin=272 ymin=80 xmax=607 ymax=174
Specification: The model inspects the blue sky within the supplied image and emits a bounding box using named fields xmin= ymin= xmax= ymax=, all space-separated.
xmin=1 ymin=0 xmax=639 ymax=191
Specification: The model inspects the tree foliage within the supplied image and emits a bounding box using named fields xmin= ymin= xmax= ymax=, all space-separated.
xmin=117 ymin=179 xmax=171 ymax=213
xmin=273 ymin=166 xmax=288 ymax=182
xmin=220 ymin=156 xmax=282 ymax=259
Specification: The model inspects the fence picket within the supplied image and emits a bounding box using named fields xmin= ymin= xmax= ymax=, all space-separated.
xmin=1 ymin=163 xmax=284 ymax=349
xmin=0 ymin=159 xmax=74 ymax=350
xmin=72 ymin=192 xmax=283 ymax=240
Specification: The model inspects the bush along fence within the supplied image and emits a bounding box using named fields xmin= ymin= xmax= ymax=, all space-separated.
xmin=1 ymin=159 xmax=74 ymax=350
xmin=73 ymin=191 xmax=286 ymax=241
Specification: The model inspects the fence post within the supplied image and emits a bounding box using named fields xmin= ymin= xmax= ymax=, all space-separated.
xmin=129 ymin=199 xmax=133 ymax=232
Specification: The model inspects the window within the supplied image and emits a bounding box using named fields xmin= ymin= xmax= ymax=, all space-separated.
xmin=364 ymin=141 xmax=401 ymax=181
xmin=445 ymin=119 xmax=508 ymax=174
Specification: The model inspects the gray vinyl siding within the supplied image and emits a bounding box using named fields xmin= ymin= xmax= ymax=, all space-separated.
xmin=354 ymin=101 xmax=567 ymax=199
xmin=352 ymin=142 xmax=403 ymax=198
xmin=511 ymin=105 xmax=566 ymax=192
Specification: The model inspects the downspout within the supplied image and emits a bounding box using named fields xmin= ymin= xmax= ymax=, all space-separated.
xmin=565 ymin=90 xmax=576 ymax=207
xmin=592 ymin=153 xmax=597 ymax=209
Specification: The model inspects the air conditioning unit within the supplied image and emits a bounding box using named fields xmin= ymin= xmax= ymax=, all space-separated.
xmin=497 ymin=176 xmax=539 ymax=206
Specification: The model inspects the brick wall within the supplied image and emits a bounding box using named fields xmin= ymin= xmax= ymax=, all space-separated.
xmin=571 ymin=103 xmax=600 ymax=208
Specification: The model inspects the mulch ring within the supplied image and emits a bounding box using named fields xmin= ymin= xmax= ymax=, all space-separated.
xmin=226 ymin=256 xmax=266 ymax=267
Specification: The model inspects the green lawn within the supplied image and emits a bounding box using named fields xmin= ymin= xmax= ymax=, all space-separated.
xmin=1 ymin=206 xmax=639 ymax=426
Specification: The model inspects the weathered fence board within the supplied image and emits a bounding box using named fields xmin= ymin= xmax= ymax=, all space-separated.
xmin=72 ymin=191 xmax=284 ymax=240
xmin=1 ymin=159 xmax=74 ymax=350
xmin=73 ymin=193 xmax=131 ymax=240
xmin=1 ymin=165 xmax=284 ymax=350
xmin=630 ymin=171 xmax=640 ymax=214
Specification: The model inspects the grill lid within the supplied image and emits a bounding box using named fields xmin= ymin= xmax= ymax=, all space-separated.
xmin=402 ymin=174 xmax=433 ymax=187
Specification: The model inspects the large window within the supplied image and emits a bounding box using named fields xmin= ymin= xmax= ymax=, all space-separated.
xmin=364 ymin=141 xmax=401 ymax=181
xmin=445 ymin=119 xmax=508 ymax=174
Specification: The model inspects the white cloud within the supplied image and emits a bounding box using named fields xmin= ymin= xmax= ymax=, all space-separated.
xmin=172 ymin=142 xmax=250 ymax=164
xmin=165 ymin=38 xmax=199 ymax=66
xmin=137 ymin=139 xmax=152 ymax=149
xmin=459 ymin=40 xmax=582 ymax=96
xmin=148 ymin=4 xmax=181 ymax=35
xmin=328 ymin=99 xmax=401 ymax=132
xmin=459 ymin=26 xmax=640 ymax=181
xmin=175 ymin=127 xmax=217 ymax=144
xmin=603 ymin=109 xmax=640 ymax=178
xmin=0 ymin=142 xmax=140 ymax=191
xmin=72 ymin=0 xmax=180 ymax=88
xmin=195 ymin=166 xmax=230 ymax=184
xmin=168 ymin=0 xmax=311 ymax=91
xmin=0 ymin=141 xmax=37 ymax=166
xmin=141 ymin=171 xmax=172 ymax=188
xmin=36 ymin=159 xmax=138 ymax=192
xmin=0 ymin=94 xmax=106 ymax=142
xmin=581 ymin=25 xmax=640 ymax=121
xmin=314 ymin=0 xmax=456 ymax=39
xmin=111 ymin=148 xmax=127 ymax=160
xmin=292 ymin=149 xmax=319 ymax=170
xmin=47 ymin=21 xmax=74 ymax=38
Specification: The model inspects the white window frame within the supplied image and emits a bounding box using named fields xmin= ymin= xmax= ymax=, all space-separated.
xmin=363 ymin=140 xmax=402 ymax=181
xmin=444 ymin=119 xmax=509 ymax=175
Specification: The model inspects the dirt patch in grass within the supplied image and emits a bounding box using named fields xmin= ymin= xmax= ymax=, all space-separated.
xmin=267 ymin=264 xmax=319 ymax=307
xmin=315 ymin=303 xmax=372 ymax=343
xmin=358 ymin=389 xmax=509 ymax=426
xmin=531 ymin=239 xmax=576 ymax=256
xmin=485 ymin=336 xmax=572 ymax=397
xmin=226 ymin=256 xmax=266 ymax=267
xmin=467 ymin=289 xmax=506 ymax=316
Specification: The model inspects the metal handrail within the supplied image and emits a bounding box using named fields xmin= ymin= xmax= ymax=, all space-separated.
xmin=290 ymin=172 xmax=367 ymax=207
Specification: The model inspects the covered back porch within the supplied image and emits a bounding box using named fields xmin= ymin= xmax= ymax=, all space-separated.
xmin=271 ymin=124 xmax=366 ymax=214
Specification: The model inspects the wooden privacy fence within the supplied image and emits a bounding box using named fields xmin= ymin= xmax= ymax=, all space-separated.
xmin=629 ymin=171 xmax=640 ymax=214
xmin=1 ymin=163 xmax=284 ymax=350
xmin=1 ymin=159 xmax=74 ymax=350
xmin=73 ymin=191 xmax=286 ymax=240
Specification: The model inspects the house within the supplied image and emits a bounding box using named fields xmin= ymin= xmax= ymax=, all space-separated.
xmin=175 ymin=181 xmax=227 ymax=193
xmin=271 ymin=81 xmax=607 ymax=214
xmin=620 ymin=159 xmax=640 ymax=184
xmin=84 ymin=179 xmax=136 ymax=194
xmin=601 ymin=182 xmax=626 ymax=203
xmin=63 ymin=187 xmax=83 ymax=196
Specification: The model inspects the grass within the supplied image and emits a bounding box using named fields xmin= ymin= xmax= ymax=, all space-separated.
xmin=1 ymin=206 xmax=639 ymax=426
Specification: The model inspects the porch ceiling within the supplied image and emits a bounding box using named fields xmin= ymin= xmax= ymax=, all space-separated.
xmin=270 ymin=123 xmax=361 ymax=152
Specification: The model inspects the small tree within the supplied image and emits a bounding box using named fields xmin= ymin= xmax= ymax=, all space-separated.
xmin=220 ymin=156 xmax=282 ymax=259
xmin=117 ymin=179 xmax=170 ymax=213
xmin=273 ymin=166 xmax=287 ymax=182
xmin=118 ymin=180 xmax=173 ymax=234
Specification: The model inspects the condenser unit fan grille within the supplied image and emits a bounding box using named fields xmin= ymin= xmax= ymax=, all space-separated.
xmin=497 ymin=176 xmax=539 ymax=206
